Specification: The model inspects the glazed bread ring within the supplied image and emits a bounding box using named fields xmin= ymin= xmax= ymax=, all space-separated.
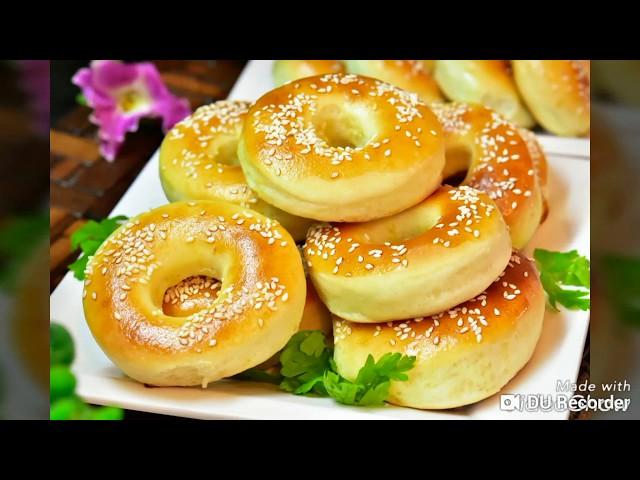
xmin=299 ymin=278 xmax=333 ymax=336
xmin=238 ymin=73 xmax=446 ymax=222
xmin=512 ymin=60 xmax=590 ymax=137
xmin=431 ymin=102 xmax=545 ymax=248
xmin=333 ymin=251 xmax=545 ymax=409
xmin=304 ymin=185 xmax=512 ymax=323
xmin=434 ymin=60 xmax=535 ymax=128
xmin=82 ymin=200 xmax=306 ymax=387
xmin=519 ymin=126 xmax=549 ymax=218
xmin=159 ymin=101 xmax=314 ymax=241
xmin=273 ymin=60 xmax=345 ymax=86
xmin=343 ymin=60 xmax=443 ymax=103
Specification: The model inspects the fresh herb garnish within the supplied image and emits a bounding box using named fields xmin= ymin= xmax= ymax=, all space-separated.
xmin=239 ymin=330 xmax=416 ymax=407
xmin=534 ymin=248 xmax=590 ymax=311
xmin=68 ymin=216 xmax=128 ymax=280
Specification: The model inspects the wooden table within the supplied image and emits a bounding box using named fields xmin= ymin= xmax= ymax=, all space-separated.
xmin=49 ymin=60 xmax=588 ymax=419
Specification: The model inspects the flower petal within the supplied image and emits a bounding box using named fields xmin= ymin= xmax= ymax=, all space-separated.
xmin=91 ymin=60 xmax=139 ymax=92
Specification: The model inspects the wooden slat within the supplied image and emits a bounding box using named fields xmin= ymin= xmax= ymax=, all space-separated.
xmin=50 ymin=130 xmax=101 ymax=165
xmin=161 ymin=72 xmax=224 ymax=98
xmin=50 ymin=183 xmax=97 ymax=217
xmin=55 ymin=106 xmax=96 ymax=137
xmin=50 ymin=157 xmax=84 ymax=184
xmin=50 ymin=236 xmax=75 ymax=273
xmin=50 ymin=206 xmax=74 ymax=240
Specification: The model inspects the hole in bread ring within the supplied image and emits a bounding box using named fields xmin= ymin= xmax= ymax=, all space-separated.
xmin=332 ymin=251 xmax=545 ymax=409
xmin=82 ymin=201 xmax=306 ymax=387
xmin=303 ymin=185 xmax=512 ymax=323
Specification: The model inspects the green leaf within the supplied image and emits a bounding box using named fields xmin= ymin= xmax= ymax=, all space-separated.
xmin=50 ymin=323 xmax=75 ymax=366
xmin=50 ymin=365 xmax=77 ymax=403
xmin=242 ymin=330 xmax=417 ymax=407
xmin=279 ymin=331 xmax=332 ymax=396
xmin=534 ymin=249 xmax=590 ymax=311
xmin=323 ymin=370 xmax=361 ymax=405
xmin=76 ymin=93 xmax=88 ymax=106
xmin=69 ymin=216 xmax=128 ymax=280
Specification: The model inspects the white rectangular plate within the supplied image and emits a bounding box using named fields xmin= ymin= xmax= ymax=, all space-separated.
xmin=49 ymin=60 xmax=590 ymax=420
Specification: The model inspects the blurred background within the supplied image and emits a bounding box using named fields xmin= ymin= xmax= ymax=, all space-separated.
xmin=0 ymin=60 xmax=49 ymax=419
xmin=590 ymin=61 xmax=640 ymax=418
xmin=2 ymin=59 xmax=638 ymax=420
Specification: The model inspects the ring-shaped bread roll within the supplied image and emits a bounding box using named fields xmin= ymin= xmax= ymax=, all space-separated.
xmin=333 ymin=251 xmax=545 ymax=409
xmin=304 ymin=185 xmax=511 ymax=323
xmin=512 ymin=60 xmax=590 ymax=137
xmin=238 ymin=73 xmax=446 ymax=222
xmin=344 ymin=60 xmax=443 ymax=103
xmin=82 ymin=200 xmax=306 ymax=387
xmin=519 ymin=126 xmax=549 ymax=219
xmin=431 ymin=102 xmax=545 ymax=248
xmin=159 ymin=101 xmax=314 ymax=241
xmin=434 ymin=60 xmax=535 ymax=128
xmin=273 ymin=60 xmax=345 ymax=86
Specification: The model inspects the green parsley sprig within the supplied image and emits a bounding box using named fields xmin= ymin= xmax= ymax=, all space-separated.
xmin=241 ymin=331 xmax=416 ymax=407
xmin=68 ymin=216 xmax=128 ymax=280
xmin=534 ymin=248 xmax=590 ymax=311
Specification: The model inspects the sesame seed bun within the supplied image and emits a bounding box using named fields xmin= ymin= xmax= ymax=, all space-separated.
xmin=513 ymin=60 xmax=590 ymax=137
xmin=333 ymin=251 xmax=545 ymax=409
xmin=238 ymin=73 xmax=446 ymax=222
xmin=273 ymin=60 xmax=345 ymax=87
xmin=159 ymin=101 xmax=314 ymax=241
xmin=304 ymin=186 xmax=512 ymax=322
xmin=344 ymin=60 xmax=443 ymax=103
xmin=431 ymin=103 xmax=545 ymax=248
xmin=434 ymin=60 xmax=535 ymax=128
xmin=82 ymin=200 xmax=306 ymax=387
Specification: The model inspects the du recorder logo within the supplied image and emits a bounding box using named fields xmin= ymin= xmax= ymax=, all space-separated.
xmin=500 ymin=380 xmax=632 ymax=413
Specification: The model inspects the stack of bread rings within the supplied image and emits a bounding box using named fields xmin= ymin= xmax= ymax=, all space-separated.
xmin=274 ymin=60 xmax=590 ymax=137
xmin=83 ymin=67 xmax=551 ymax=410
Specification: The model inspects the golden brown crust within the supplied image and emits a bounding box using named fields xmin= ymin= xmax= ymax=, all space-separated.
xmin=273 ymin=60 xmax=345 ymax=86
xmin=238 ymin=73 xmax=446 ymax=222
xmin=304 ymin=185 xmax=512 ymax=322
xmin=344 ymin=60 xmax=443 ymax=103
xmin=513 ymin=60 xmax=590 ymax=137
xmin=82 ymin=200 xmax=306 ymax=386
xmin=431 ymin=103 xmax=545 ymax=248
xmin=333 ymin=251 xmax=545 ymax=409
xmin=433 ymin=60 xmax=535 ymax=128
xmin=159 ymin=101 xmax=314 ymax=241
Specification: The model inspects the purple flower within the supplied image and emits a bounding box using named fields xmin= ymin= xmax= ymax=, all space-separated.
xmin=72 ymin=60 xmax=191 ymax=161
